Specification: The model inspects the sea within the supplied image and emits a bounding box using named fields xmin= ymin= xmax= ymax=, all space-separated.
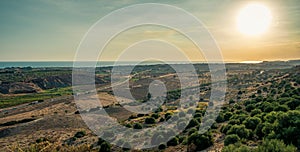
xmin=0 ymin=61 xmax=203 ymax=69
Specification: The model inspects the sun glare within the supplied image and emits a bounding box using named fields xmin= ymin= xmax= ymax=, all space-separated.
xmin=236 ymin=3 xmax=272 ymax=36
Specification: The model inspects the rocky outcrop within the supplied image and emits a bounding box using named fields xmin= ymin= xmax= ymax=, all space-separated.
xmin=30 ymin=75 xmax=72 ymax=90
xmin=9 ymin=82 xmax=38 ymax=94
xmin=0 ymin=74 xmax=106 ymax=94
xmin=0 ymin=82 xmax=37 ymax=94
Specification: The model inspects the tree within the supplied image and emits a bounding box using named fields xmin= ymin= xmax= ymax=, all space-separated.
xmin=224 ymin=134 xmax=240 ymax=146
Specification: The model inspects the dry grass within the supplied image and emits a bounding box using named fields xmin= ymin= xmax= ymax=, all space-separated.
xmin=6 ymin=141 xmax=96 ymax=152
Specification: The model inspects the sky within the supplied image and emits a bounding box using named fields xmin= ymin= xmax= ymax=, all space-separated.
xmin=0 ymin=0 xmax=299 ymax=62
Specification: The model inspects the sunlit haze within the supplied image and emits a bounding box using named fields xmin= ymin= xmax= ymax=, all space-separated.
xmin=0 ymin=0 xmax=299 ymax=62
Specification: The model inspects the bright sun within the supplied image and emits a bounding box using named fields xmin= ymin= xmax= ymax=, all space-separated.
xmin=237 ymin=3 xmax=272 ymax=36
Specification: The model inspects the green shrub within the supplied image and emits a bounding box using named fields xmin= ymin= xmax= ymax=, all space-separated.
xmin=167 ymin=137 xmax=179 ymax=146
xmin=151 ymin=113 xmax=160 ymax=119
xmin=257 ymin=139 xmax=297 ymax=152
xmin=243 ymin=117 xmax=261 ymax=130
xmin=250 ymin=109 xmax=262 ymax=117
xmin=224 ymin=112 xmax=233 ymax=121
xmin=74 ymin=131 xmax=86 ymax=138
xmin=125 ymin=123 xmax=132 ymax=128
xmin=221 ymin=124 xmax=232 ymax=134
xmin=145 ymin=117 xmax=156 ymax=124
xmin=224 ymin=134 xmax=240 ymax=146
xmin=188 ymin=132 xmax=213 ymax=151
xmin=227 ymin=125 xmax=251 ymax=139
xmin=158 ymin=144 xmax=166 ymax=150
xmin=222 ymin=144 xmax=251 ymax=152
xmin=275 ymin=110 xmax=300 ymax=146
xmin=216 ymin=114 xmax=225 ymax=123
xmin=99 ymin=142 xmax=111 ymax=152
xmin=133 ymin=123 xmax=143 ymax=129
xmin=186 ymin=118 xmax=199 ymax=129
xmin=228 ymin=119 xmax=240 ymax=125
xmin=246 ymin=104 xmax=255 ymax=112
xmin=286 ymin=99 xmax=300 ymax=110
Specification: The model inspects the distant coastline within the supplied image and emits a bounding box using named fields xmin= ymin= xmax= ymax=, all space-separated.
xmin=0 ymin=60 xmax=299 ymax=69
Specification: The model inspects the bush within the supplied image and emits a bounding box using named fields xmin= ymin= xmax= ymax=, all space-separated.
xmin=151 ymin=113 xmax=160 ymax=119
xmin=186 ymin=118 xmax=199 ymax=129
xmin=224 ymin=134 xmax=240 ymax=146
xmin=250 ymin=109 xmax=262 ymax=117
xmin=221 ymin=124 xmax=232 ymax=134
xmin=227 ymin=125 xmax=251 ymax=139
xmin=188 ymin=132 xmax=213 ymax=151
xmin=99 ymin=142 xmax=111 ymax=152
xmin=224 ymin=112 xmax=233 ymax=121
xmin=125 ymin=123 xmax=132 ymax=128
xmin=260 ymin=102 xmax=274 ymax=112
xmin=243 ymin=117 xmax=261 ymax=130
xmin=246 ymin=104 xmax=255 ymax=112
xmin=286 ymin=99 xmax=300 ymax=110
xmin=257 ymin=139 xmax=297 ymax=152
xmin=167 ymin=137 xmax=179 ymax=146
xmin=222 ymin=144 xmax=251 ymax=152
xmin=275 ymin=110 xmax=300 ymax=146
xmin=228 ymin=119 xmax=240 ymax=125
xmin=231 ymin=114 xmax=248 ymax=123
xmin=264 ymin=111 xmax=278 ymax=123
xmin=274 ymin=105 xmax=289 ymax=112
xmin=216 ymin=114 xmax=225 ymax=123
xmin=158 ymin=144 xmax=166 ymax=150
xmin=74 ymin=131 xmax=86 ymax=138
xmin=145 ymin=117 xmax=156 ymax=124
xmin=260 ymin=123 xmax=273 ymax=137
xmin=229 ymin=99 xmax=235 ymax=104
xmin=133 ymin=123 xmax=143 ymax=129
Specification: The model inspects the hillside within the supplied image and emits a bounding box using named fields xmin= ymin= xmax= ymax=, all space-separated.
xmin=0 ymin=62 xmax=299 ymax=151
